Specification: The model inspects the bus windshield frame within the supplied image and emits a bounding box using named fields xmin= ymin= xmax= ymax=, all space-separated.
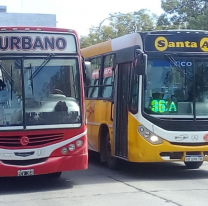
xmin=142 ymin=53 xmax=208 ymax=119
xmin=0 ymin=55 xmax=82 ymax=130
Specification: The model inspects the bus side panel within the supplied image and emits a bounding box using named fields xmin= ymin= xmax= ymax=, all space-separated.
xmin=86 ymin=99 xmax=113 ymax=152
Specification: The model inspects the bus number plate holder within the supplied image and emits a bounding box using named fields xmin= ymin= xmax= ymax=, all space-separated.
xmin=17 ymin=169 xmax=34 ymax=176
xmin=185 ymin=155 xmax=203 ymax=162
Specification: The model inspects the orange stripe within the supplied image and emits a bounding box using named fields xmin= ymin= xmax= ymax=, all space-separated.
xmin=81 ymin=40 xmax=112 ymax=58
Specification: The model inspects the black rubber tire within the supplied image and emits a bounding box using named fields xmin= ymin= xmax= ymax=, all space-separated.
xmin=106 ymin=133 xmax=119 ymax=170
xmin=184 ymin=161 xmax=203 ymax=169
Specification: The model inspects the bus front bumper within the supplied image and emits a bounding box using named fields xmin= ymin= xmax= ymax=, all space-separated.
xmin=0 ymin=153 xmax=88 ymax=177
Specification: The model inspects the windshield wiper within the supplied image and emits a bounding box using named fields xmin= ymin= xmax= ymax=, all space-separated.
xmin=165 ymin=54 xmax=191 ymax=80
xmin=29 ymin=63 xmax=34 ymax=95
xmin=30 ymin=53 xmax=55 ymax=79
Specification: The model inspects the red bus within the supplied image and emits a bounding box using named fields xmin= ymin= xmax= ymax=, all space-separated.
xmin=0 ymin=26 xmax=88 ymax=177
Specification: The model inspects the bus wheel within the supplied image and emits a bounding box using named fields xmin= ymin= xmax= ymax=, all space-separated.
xmin=106 ymin=132 xmax=119 ymax=170
xmin=184 ymin=161 xmax=203 ymax=169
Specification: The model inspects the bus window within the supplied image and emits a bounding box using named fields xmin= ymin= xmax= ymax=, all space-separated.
xmin=87 ymin=57 xmax=101 ymax=98
xmin=24 ymin=58 xmax=81 ymax=126
xmin=129 ymin=65 xmax=139 ymax=113
xmin=101 ymin=54 xmax=114 ymax=98
xmin=0 ymin=59 xmax=23 ymax=125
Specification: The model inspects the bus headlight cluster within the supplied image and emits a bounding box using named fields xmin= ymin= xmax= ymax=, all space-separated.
xmin=61 ymin=139 xmax=84 ymax=154
xmin=138 ymin=125 xmax=162 ymax=145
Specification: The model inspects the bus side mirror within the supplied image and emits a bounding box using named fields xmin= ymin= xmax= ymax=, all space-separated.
xmin=83 ymin=61 xmax=91 ymax=85
xmin=134 ymin=52 xmax=147 ymax=75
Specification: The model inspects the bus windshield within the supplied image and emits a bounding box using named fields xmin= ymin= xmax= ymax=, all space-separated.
xmin=0 ymin=57 xmax=81 ymax=127
xmin=143 ymin=55 xmax=208 ymax=117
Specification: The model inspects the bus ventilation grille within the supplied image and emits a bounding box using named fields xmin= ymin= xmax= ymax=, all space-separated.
xmin=0 ymin=133 xmax=64 ymax=148
xmin=1 ymin=158 xmax=47 ymax=166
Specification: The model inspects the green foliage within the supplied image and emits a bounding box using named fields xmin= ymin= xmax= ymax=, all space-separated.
xmin=80 ymin=9 xmax=157 ymax=48
xmin=157 ymin=0 xmax=208 ymax=30
xmin=81 ymin=1 xmax=208 ymax=48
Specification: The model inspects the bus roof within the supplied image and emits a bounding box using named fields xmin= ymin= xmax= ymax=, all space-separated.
xmin=81 ymin=33 xmax=143 ymax=58
xmin=144 ymin=29 xmax=208 ymax=35
xmin=0 ymin=26 xmax=76 ymax=34
xmin=82 ymin=29 xmax=208 ymax=57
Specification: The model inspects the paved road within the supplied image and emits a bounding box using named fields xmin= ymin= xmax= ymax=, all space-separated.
xmin=1 ymin=152 xmax=208 ymax=206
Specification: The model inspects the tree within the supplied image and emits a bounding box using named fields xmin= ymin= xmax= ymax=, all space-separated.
xmin=157 ymin=0 xmax=208 ymax=30
xmin=80 ymin=25 xmax=116 ymax=48
xmin=80 ymin=9 xmax=157 ymax=48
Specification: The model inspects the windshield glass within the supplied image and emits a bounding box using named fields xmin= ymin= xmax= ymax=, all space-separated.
xmin=143 ymin=56 xmax=208 ymax=117
xmin=0 ymin=57 xmax=81 ymax=128
xmin=0 ymin=59 xmax=22 ymax=127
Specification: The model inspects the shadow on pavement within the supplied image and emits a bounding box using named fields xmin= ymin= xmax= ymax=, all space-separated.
xmin=88 ymin=150 xmax=208 ymax=181
xmin=0 ymin=173 xmax=73 ymax=195
xmin=1 ymin=150 xmax=208 ymax=195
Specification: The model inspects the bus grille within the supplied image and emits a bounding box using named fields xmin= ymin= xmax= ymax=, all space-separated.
xmin=170 ymin=142 xmax=208 ymax=146
xmin=1 ymin=158 xmax=47 ymax=166
xmin=0 ymin=133 xmax=64 ymax=148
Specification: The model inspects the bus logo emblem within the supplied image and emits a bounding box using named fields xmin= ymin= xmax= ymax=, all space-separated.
xmin=175 ymin=134 xmax=188 ymax=141
xmin=20 ymin=136 xmax=29 ymax=146
xmin=203 ymin=134 xmax=208 ymax=142
xmin=191 ymin=135 xmax=198 ymax=141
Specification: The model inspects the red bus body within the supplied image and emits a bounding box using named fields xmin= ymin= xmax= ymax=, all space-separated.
xmin=0 ymin=27 xmax=87 ymax=177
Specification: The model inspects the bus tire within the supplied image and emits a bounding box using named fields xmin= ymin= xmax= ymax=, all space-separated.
xmin=106 ymin=132 xmax=119 ymax=170
xmin=184 ymin=161 xmax=203 ymax=169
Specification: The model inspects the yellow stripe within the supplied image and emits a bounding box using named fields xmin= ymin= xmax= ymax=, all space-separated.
xmin=81 ymin=40 xmax=112 ymax=58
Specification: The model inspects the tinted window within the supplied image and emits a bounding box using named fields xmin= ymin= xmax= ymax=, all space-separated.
xmin=101 ymin=54 xmax=114 ymax=98
xmin=86 ymin=57 xmax=101 ymax=98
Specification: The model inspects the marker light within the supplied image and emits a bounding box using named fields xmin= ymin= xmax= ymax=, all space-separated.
xmin=76 ymin=140 xmax=83 ymax=147
xmin=144 ymin=131 xmax=151 ymax=138
xmin=68 ymin=144 xmax=75 ymax=151
xmin=61 ymin=147 xmax=68 ymax=154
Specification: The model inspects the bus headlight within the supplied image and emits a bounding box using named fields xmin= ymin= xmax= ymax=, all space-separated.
xmin=76 ymin=140 xmax=83 ymax=147
xmin=150 ymin=135 xmax=159 ymax=143
xmin=138 ymin=125 xmax=162 ymax=145
xmin=68 ymin=144 xmax=76 ymax=151
xmin=61 ymin=147 xmax=68 ymax=154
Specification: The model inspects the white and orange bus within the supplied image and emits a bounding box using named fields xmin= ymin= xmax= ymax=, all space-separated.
xmin=0 ymin=26 xmax=88 ymax=177
xmin=82 ymin=30 xmax=208 ymax=169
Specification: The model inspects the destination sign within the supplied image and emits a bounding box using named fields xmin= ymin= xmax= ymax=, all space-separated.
xmin=145 ymin=33 xmax=208 ymax=52
xmin=0 ymin=33 xmax=77 ymax=53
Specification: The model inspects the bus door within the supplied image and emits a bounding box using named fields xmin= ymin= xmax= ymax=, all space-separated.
xmin=113 ymin=63 xmax=131 ymax=158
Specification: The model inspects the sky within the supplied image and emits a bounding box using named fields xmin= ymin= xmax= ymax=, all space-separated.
xmin=1 ymin=0 xmax=163 ymax=37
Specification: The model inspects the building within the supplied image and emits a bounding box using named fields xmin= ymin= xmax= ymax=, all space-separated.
xmin=0 ymin=6 xmax=56 ymax=27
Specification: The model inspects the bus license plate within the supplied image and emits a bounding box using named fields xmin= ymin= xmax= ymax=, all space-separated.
xmin=17 ymin=169 xmax=34 ymax=176
xmin=185 ymin=155 xmax=203 ymax=162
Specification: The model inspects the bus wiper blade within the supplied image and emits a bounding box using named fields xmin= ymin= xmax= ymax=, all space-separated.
xmin=30 ymin=53 xmax=55 ymax=79
xmin=165 ymin=54 xmax=191 ymax=80
xmin=29 ymin=63 xmax=34 ymax=95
